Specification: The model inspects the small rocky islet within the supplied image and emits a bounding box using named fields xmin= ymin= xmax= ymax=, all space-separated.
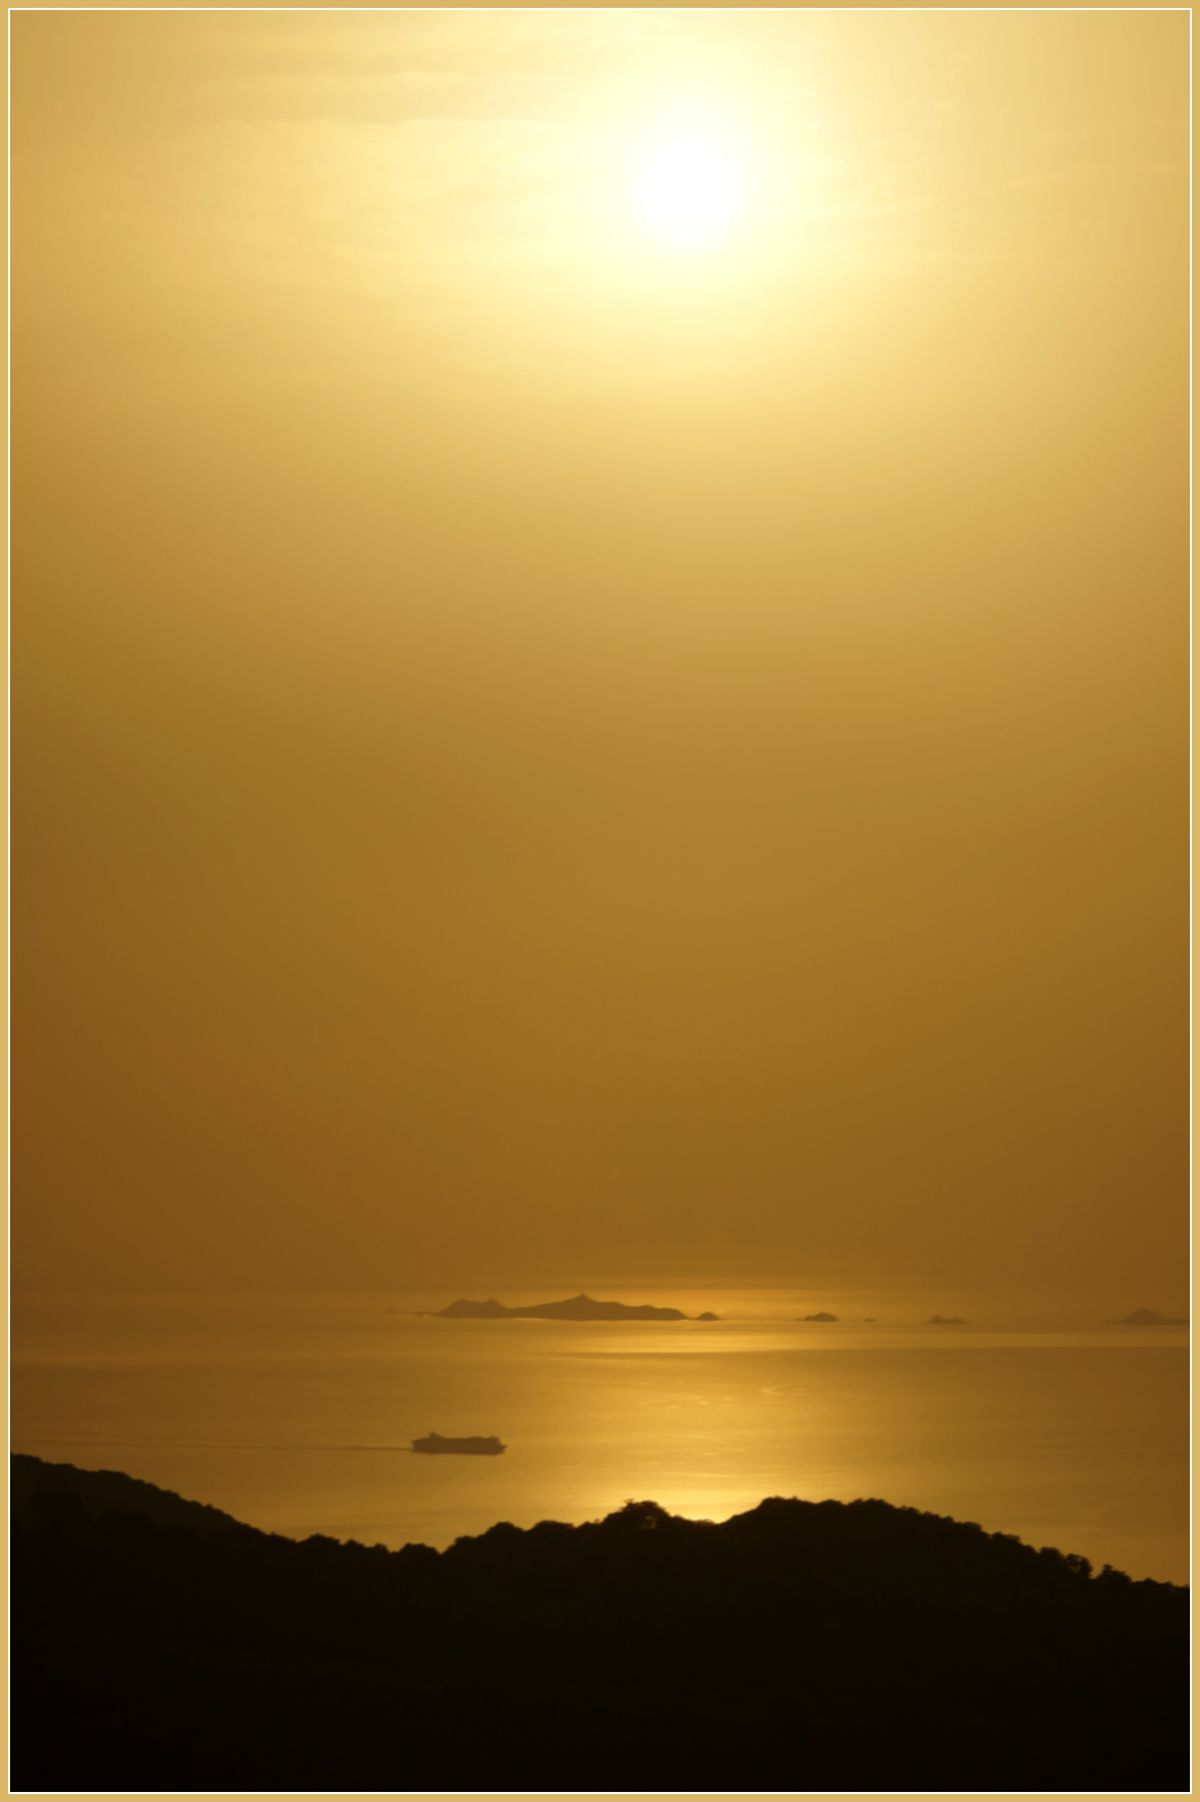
xmin=428 ymin=1292 xmax=719 ymax=1322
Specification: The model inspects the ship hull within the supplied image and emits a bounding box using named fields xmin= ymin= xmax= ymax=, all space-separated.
xmin=412 ymin=1435 xmax=505 ymax=1456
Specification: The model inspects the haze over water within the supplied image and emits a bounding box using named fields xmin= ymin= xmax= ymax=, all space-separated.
xmin=12 ymin=1288 xmax=1188 ymax=1584
xmin=14 ymin=9 xmax=1187 ymax=1310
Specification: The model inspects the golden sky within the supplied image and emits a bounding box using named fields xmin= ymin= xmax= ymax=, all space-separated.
xmin=13 ymin=10 xmax=1188 ymax=1302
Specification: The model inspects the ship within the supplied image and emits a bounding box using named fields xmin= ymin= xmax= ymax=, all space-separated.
xmin=411 ymin=1432 xmax=506 ymax=1456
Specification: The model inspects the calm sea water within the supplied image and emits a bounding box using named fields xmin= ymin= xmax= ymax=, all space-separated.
xmin=11 ymin=1289 xmax=1190 ymax=1583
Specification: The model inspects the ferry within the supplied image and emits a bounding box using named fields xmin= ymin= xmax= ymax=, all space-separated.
xmin=411 ymin=1432 xmax=506 ymax=1456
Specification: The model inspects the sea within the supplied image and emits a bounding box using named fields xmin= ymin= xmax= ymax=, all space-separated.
xmin=10 ymin=1287 xmax=1190 ymax=1584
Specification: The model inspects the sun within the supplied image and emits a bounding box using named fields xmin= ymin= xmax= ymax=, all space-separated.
xmin=635 ymin=133 xmax=745 ymax=251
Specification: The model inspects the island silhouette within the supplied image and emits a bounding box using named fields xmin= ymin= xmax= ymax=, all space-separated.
xmin=428 ymin=1292 xmax=712 ymax=1321
xmin=11 ymin=1453 xmax=1187 ymax=1792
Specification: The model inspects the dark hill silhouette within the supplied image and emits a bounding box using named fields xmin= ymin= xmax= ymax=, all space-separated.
xmin=11 ymin=1453 xmax=245 ymax=1535
xmin=11 ymin=1454 xmax=1187 ymax=1792
xmin=431 ymin=1291 xmax=692 ymax=1321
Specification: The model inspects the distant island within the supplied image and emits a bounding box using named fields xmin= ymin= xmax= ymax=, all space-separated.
xmin=11 ymin=1454 xmax=1187 ymax=1792
xmin=799 ymin=1311 xmax=838 ymax=1322
xmin=429 ymin=1292 xmax=714 ymax=1322
xmin=1114 ymin=1307 xmax=1189 ymax=1327
xmin=928 ymin=1314 xmax=969 ymax=1326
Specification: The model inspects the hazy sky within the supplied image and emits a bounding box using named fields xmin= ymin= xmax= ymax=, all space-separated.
xmin=14 ymin=10 xmax=1188 ymax=1304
